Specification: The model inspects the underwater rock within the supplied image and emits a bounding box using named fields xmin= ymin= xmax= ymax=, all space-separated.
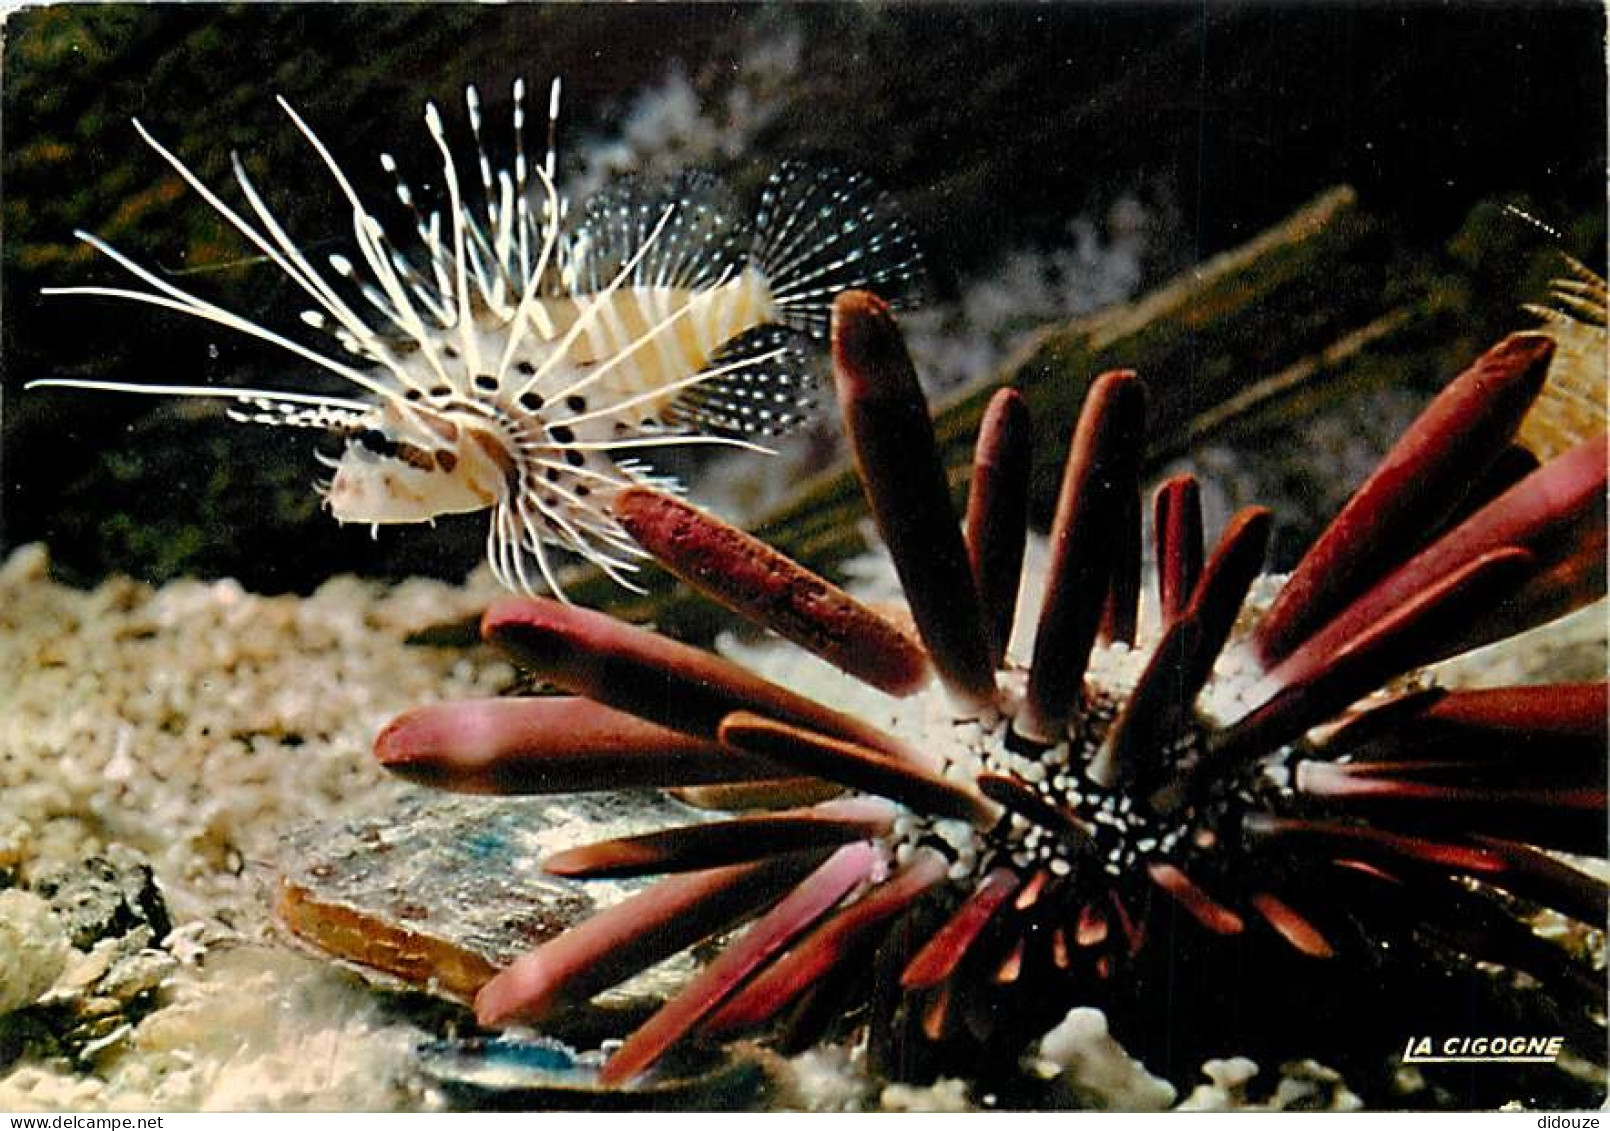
xmin=0 ymin=846 xmax=179 ymax=1071
xmin=2 ymin=945 xmax=427 ymax=1111
xmin=278 ymin=792 xmax=592 ymax=999
xmin=1029 ymin=1007 xmax=1177 ymax=1112
xmin=30 ymin=845 xmax=173 ymax=951
xmin=1176 ymin=1056 xmax=1363 ymax=1112
xmin=783 ymin=1045 xmax=877 ymax=1112
xmin=878 ymin=1076 xmax=975 ymax=1112
xmin=415 ymin=1034 xmax=774 ymax=1111
xmin=278 ymin=789 xmax=703 ymax=1002
xmin=0 ymin=891 xmax=72 ymax=1016
xmin=34 ymin=927 xmax=178 ymax=1062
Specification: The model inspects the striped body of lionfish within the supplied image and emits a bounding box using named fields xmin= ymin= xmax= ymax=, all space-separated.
xmin=372 ymin=291 xmax=1607 ymax=1100
xmin=30 ymin=80 xmax=922 ymax=596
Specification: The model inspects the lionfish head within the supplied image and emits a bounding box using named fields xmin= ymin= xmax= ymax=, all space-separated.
xmin=319 ymin=400 xmax=507 ymax=526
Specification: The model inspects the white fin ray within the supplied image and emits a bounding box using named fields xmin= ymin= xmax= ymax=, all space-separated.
xmin=460 ymin=211 xmax=508 ymax=317
xmin=487 ymin=503 xmax=532 ymax=596
xmin=389 ymin=250 xmax=455 ymax=328
xmin=424 ymin=101 xmax=483 ymax=380
xmin=465 ymin=85 xmax=497 ymax=243
xmin=530 ymin=498 xmax=645 ymax=593
xmin=509 ymin=500 xmax=570 ymax=600
xmin=568 ymin=171 xmax=749 ymax=294
xmin=275 ymin=95 xmax=461 ymax=393
xmin=491 ymin=125 xmax=566 ymax=385
xmin=535 ymin=482 xmax=648 ymax=559
xmin=526 ymin=452 xmax=645 ymax=494
xmin=128 ymin=119 xmax=381 ymax=363
xmin=665 ymin=323 xmax=819 ymax=438
xmin=493 ymin=171 xmax=518 ymax=290
xmin=43 ymin=268 xmax=394 ymax=399
xmin=751 ymin=163 xmax=925 ymax=338
xmin=25 ymin=376 xmax=368 ymax=413
xmin=558 ymin=433 xmax=776 ymax=456
xmin=540 ymin=265 xmax=738 ymax=412
xmin=548 ymin=342 xmax=789 ymax=432
xmin=225 ymin=152 xmax=427 ymax=397
xmin=227 ymin=401 xmax=370 ymax=432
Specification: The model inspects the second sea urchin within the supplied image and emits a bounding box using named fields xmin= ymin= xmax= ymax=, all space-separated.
xmin=372 ymin=290 xmax=1606 ymax=1101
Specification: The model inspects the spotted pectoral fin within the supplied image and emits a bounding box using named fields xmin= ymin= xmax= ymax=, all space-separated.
xmin=750 ymin=163 xmax=926 ymax=339
xmin=567 ymin=171 xmax=751 ymax=294
xmin=664 ymin=323 xmax=822 ymax=438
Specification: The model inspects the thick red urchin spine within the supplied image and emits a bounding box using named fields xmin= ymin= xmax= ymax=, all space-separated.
xmin=374 ymin=697 xmax=773 ymax=792
xmin=1153 ymin=474 xmax=1205 ymax=627
xmin=1253 ymin=332 xmax=1557 ymax=664
xmin=833 ymin=291 xmax=998 ymax=710
xmin=1093 ymin=506 xmax=1271 ymax=792
xmin=477 ymin=594 xmax=918 ymax=762
xmin=1019 ymin=369 xmax=1146 ymax=744
xmin=366 ymin=290 xmax=1608 ymax=1090
xmin=963 ymin=389 xmax=1033 ymax=667
xmin=611 ymin=485 xmax=931 ymax=697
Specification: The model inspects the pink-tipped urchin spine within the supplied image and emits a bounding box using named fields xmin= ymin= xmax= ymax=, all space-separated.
xmin=370 ymin=290 xmax=1607 ymax=1091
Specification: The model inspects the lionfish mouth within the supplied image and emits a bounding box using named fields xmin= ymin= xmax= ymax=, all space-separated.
xmin=364 ymin=289 xmax=1607 ymax=1097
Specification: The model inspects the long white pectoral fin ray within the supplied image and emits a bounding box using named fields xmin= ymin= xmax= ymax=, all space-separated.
xmin=26 ymin=377 xmax=370 ymax=433
xmin=23 ymin=377 xmax=368 ymax=413
xmin=665 ymin=322 xmax=821 ymax=438
xmin=750 ymin=162 xmax=926 ymax=339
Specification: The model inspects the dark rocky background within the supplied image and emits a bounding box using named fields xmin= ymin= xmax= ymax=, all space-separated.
xmin=3 ymin=3 xmax=1604 ymax=593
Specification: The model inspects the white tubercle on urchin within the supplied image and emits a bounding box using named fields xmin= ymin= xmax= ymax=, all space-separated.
xmin=30 ymin=78 xmax=925 ymax=598
xmin=726 ymin=545 xmax=1303 ymax=887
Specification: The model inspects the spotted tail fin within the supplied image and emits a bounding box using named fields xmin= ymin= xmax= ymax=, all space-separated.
xmin=750 ymin=163 xmax=925 ymax=339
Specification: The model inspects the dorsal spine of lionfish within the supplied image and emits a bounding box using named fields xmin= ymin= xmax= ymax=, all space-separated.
xmin=29 ymin=79 xmax=924 ymax=597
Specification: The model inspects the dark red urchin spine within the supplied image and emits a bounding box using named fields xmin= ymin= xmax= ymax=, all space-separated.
xmin=373 ymin=292 xmax=1607 ymax=1089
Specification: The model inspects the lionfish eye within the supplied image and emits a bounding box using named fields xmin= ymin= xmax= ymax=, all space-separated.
xmin=354 ymin=428 xmax=399 ymax=457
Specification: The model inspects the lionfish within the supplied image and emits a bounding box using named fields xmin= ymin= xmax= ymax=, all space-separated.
xmin=29 ymin=80 xmax=923 ymax=595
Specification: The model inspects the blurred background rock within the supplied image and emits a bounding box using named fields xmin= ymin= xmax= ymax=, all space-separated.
xmin=3 ymin=3 xmax=1604 ymax=594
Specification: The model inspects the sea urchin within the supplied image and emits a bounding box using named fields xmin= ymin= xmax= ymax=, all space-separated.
xmin=372 ymin=290 xmax=1606 ymax=1096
